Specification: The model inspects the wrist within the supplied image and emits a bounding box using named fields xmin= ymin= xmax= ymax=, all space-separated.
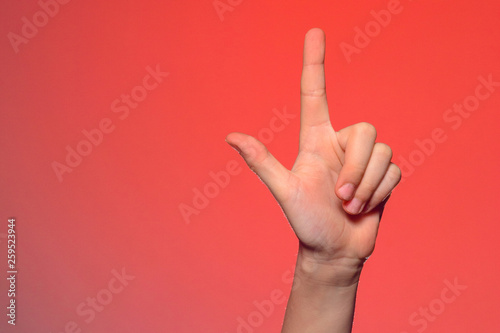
xmin=295 ymin=243 xmax=365 ymax=288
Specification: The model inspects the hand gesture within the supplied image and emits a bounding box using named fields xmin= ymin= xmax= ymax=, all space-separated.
xmin=226 ymin=28 xmax=401 ymax=285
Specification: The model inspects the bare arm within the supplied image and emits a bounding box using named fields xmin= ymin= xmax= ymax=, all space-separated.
xmin=226 ymin=28 xmax=401 ymax=333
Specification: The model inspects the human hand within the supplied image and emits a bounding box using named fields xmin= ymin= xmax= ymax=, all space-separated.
xmin=226 ymin=28 xmax=401 ymax=286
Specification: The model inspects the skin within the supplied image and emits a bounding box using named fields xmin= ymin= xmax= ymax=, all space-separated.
xmin=225 ymin=28 xmax=401 ymax=333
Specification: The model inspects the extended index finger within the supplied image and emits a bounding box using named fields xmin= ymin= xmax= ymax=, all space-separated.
xmin=300 ymin=28 xmax=330 ymax=133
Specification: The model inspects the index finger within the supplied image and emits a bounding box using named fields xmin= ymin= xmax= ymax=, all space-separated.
xmin=300 ymin=28 xmax=330 ymax=134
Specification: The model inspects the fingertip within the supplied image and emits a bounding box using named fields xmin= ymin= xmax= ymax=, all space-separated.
xmin=306 ymin=28 xmax=325 ymax=39
xmin=304 ymin=28 xmax=326 ymax=54
xmin=343 ymin=198 xmax=365 ymax=215
xmin=225 ymin=132 xmax=248 ymax=147
xmin=225 ymin=131 xmax=240 ymax=143
xmin=225 ymin=132 xmax=233 ymax=145
xmin=225 ymin=132 xmax=246 ymax=155
xmin=337 ymin=183 xmax=355 ymax=201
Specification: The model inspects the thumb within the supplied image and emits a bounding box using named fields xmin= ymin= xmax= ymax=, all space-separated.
xmin=225 ymin=132 xmax=291 ymax=203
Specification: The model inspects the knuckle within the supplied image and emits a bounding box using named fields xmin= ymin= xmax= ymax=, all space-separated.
xmin=241 ymin=137 xmax=263 ymax=160
xmin=387 ymin=164 xmax=402 ymax=184
xmin=375 ymin=143 xmax=393 ymax=160
xmin=344 ymin=164 xmax=366 ymax=181
xmin=300 ymin=87 xmax=326 ymax=98
xmin=356 ymin=122 xmax=377 ymax=139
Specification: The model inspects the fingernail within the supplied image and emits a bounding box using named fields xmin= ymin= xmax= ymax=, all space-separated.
xmin=338 ymin=183 xmax=355 ymax=201
xmin=345 ymin=198 xmax=364 ymax=215
xmin=227 ymin=142 xmax=242 ymax=154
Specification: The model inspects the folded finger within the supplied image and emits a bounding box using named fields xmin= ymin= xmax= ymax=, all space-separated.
xmin=335 ymin=122 xmax=377 ymax=201
xmin=343 ymin=143 xmax=392 ymax=214
xmin=360 ymin=163 xmax=402 ymax=214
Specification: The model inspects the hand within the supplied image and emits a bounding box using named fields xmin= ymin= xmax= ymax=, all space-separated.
xmin=225 ymin=28 xmax=401 ymax=285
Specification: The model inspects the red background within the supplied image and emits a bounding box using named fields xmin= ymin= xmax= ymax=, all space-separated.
xmin=1 ymin=0 xmax=499 ymax=332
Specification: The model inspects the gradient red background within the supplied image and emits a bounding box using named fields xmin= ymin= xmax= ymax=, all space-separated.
xmin=1 ymin=0 xmax=499 ymax=332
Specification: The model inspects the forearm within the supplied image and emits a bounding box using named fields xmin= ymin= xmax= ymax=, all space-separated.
xmin=281 ymin=247 xmax=364 ymax=333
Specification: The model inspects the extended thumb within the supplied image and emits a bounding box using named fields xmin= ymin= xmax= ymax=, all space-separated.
xmin=225 ymin=132 xmax=290 ymax=202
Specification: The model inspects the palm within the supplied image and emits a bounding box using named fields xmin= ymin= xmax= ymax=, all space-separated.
xmin=281 ymin=124 xmax=380 ymax=261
